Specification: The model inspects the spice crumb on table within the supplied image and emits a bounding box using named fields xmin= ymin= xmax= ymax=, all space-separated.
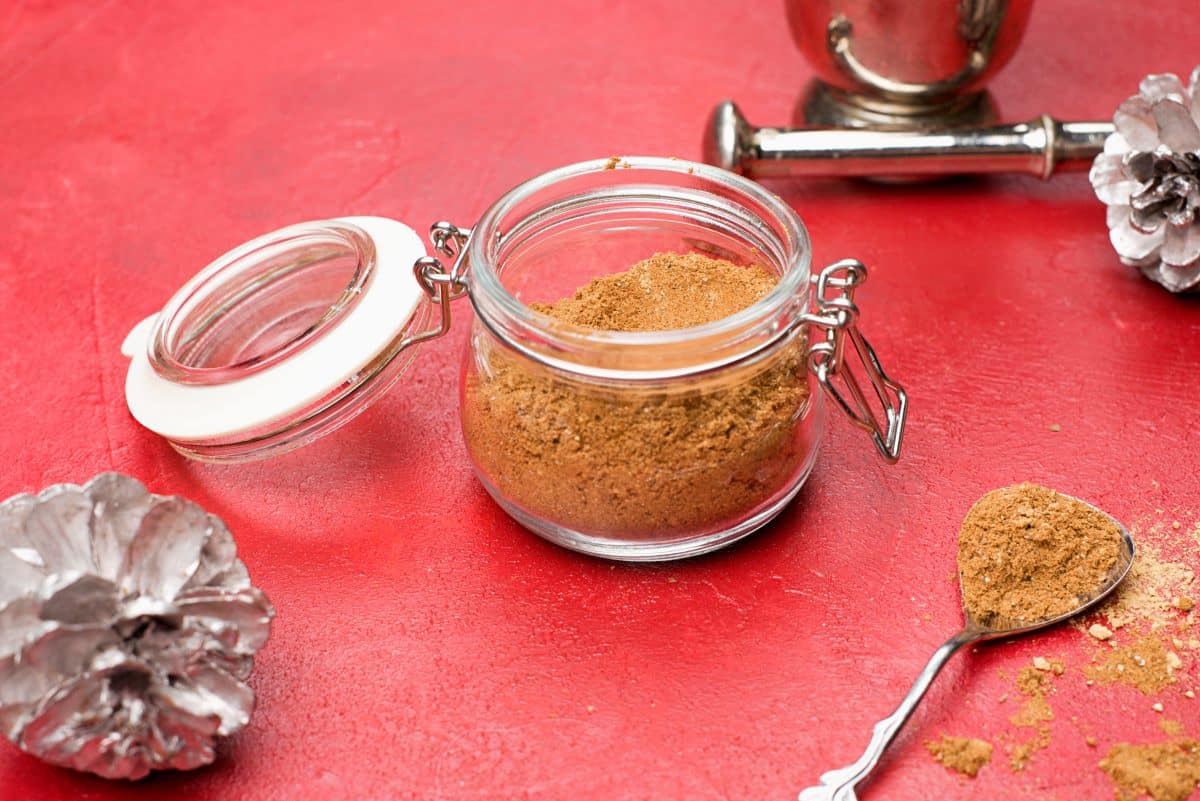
xmin=1100 ymin=740 xmax=1200 ymax=801
xmin=1008 ymin=663 xmax=1058 ymax=771
xmin=1084 ymin=539 xmax=1196 ymax=632
xmin=1087 ymin=635 xmax=1177 ymax=695
xmin=925 ymin=734 xmax=993 ymax=778
xmin=1162 ymin=720 xmax=1186 ymax=736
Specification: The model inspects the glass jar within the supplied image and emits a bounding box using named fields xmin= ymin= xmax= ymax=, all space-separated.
xmin=121 ymin=157 xmax=906 ymax=561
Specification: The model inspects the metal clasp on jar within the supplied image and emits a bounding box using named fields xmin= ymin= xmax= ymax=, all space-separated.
xmin=406 ymin=221 xmax=472 ymax=346
xmin=802 ymin=260 xmax=908 ymax=463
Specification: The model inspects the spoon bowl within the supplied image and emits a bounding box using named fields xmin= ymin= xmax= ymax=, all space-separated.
xmin=966 ymin=498 xmax=1135 ymax=639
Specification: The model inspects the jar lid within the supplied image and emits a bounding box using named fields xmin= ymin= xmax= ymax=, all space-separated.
xmin=121 ymin=216 xmax=427 ymax=460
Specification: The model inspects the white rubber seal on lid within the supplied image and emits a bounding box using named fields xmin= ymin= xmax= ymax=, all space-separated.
xmin=121 ymin=216 xmax=425 ymax=443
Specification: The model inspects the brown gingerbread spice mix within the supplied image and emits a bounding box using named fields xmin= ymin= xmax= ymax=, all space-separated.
xmin=527 ymin=253 xmax=778 ymax=331
xmin=1161 ymin=720 xmax=1186 ymax=737
xmin=1087 ymin=539 xmax=1195 ymax=632
xmin=462 ymin=252 xmax=810 ymax=537
xmin=925 ymin=734 xmax=993 ymax=778
xmin=1008 ymin=662 xmax=1059 ymax=771
xmin=1087 ymin=634 xmax=1177 ymax=695
xmin=1100 ymin=740 xmax=1200 ymax=801
xmin=957 ymin=483 xmax=1124 ymax=628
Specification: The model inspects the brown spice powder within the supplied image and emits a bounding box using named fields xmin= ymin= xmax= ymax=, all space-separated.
xmin=1162 ymin=720 xmax=1186 ymax=737
xmin=1009 ymin=740 xmax=1043 ymax=774
xmin=1087 ymin=635 xmax=1176 ymax=695
xmin=1087 ymin=539 xmax=1196 ymax=632
xmin=957 ymin=483 xmax=1123 ymax=628
xmin=527 ymin=252 xmax=778 ymax=330
xmin=925 ymin=734 xmax=993 ymax=778
xmin=1011 ymin=698 xmax=1054 ymax=732
xmin=1008 ymin=663 xmax=1058 ymax=771
xmin=462 ymin=253 xmax=811 ymax=538
xmin=1100 ymin=740 xmax=1200 ymax=801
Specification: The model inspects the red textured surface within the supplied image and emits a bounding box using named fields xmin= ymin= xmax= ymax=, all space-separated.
xmin=2 ymin=2 xmax=1199 ymax=799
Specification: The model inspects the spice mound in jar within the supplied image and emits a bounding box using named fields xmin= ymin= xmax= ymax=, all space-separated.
xmin=462 ymin=252 xmax=812 ymax=541
xmin=957 ymin=483 xmax=1123 ymax=628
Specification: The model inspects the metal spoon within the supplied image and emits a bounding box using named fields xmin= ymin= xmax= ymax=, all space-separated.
xmin=798 ymin=498 xmax=1136 ymax=801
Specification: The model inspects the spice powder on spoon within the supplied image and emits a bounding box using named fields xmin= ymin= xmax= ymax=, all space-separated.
xmin=957 ymin=483 xmax=1124 ymax=628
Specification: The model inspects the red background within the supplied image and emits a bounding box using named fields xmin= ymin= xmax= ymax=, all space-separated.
xmin=2 ymin=2 xmax=1198 ymax=799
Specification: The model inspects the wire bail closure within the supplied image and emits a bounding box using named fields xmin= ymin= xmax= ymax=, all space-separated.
xmin=802 ymin=260 xmax=908 ymax=463
xmin=408 ymin=222 xmax=472 ymax=347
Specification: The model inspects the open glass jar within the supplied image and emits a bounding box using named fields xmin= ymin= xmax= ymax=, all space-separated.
xmin=122 ymin=157 xmax=906 ymax=561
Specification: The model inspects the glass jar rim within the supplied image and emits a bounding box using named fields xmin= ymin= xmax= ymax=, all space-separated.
xmin=148 ymin=220 xmax=377 ymax=385
xmin=465 ymin=156 xmax=813 ymax=378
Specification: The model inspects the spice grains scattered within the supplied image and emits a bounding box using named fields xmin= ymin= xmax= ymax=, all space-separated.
xmin=1008 ymin=662 xmax=1059 ymax=771
xmin=462 ymin=252 xmax=810 ymax=538
xmin=1088 ymin=635 xmax=1178 ymax=695
xmin=1161 ymin=720 xmax=1186 ymax=737
xmin=1101 ymin=740 xmax=1200 ymax=801
xmin=957 ymin=483 xmax=1124 ymax=628
xmin=1090 ymin=539 xmax=1196 ymax=631
xmin=926 ymin=735 xmax=993 ymax=778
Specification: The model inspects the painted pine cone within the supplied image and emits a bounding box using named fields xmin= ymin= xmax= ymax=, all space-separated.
xmin=1090 ymin=67 xmax=1200 ymax=292
xmin=0 ymin=473 xmax=273 ymax=780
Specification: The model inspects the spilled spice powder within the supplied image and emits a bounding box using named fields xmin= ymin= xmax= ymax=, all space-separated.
xmin=1008 ymin=662 xmax=1058 ymax=771
xmin=1087 ymin=635 xmax=1177 ymax=695
xmin=1162 ymin=720 xmax=1186 ymax=737
xmin=958 ymin=483 xmax=1124 ymax=627
xmin=1087 ymin=540 xmax=1196 ymax=632
xmin=1100 ymin=740 xmax=1200 ymax=801
xmin=925 ymin=734 xmax=993 ymax=778
xmin=462 ymin=252 xmax=811 ymax=538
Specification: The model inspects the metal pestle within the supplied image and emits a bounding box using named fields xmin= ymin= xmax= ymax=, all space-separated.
xmin=704 ymin=101 xmax=1114 ymax=180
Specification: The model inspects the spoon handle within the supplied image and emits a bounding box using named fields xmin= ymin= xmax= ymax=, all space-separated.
xmin=798 ymin=627 xmax=982 ymax=801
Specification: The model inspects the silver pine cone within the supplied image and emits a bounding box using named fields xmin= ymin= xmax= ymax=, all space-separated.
xmin=0 ymin=473 xmax=273 ymax=780
xmin=1090 ymin=67 xmax=1200 ymax=292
